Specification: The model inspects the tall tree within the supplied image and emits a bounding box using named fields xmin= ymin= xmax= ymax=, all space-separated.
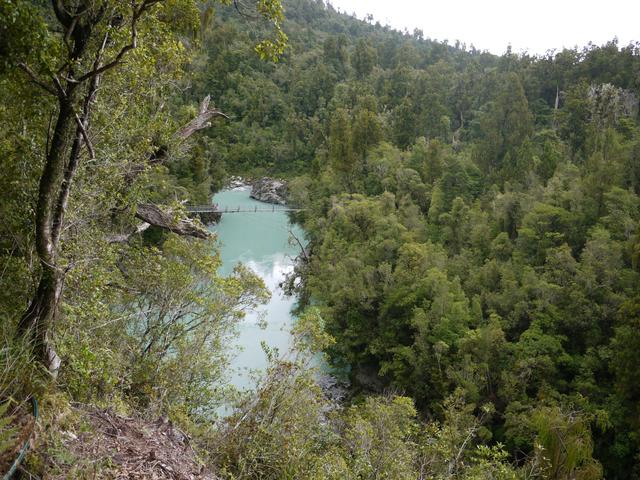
xmin=328 ymin=107 xmax=355 ymax=184
xmin=475 ymin=72 xmax=534 ymax=181
xmin=352 ymin=38 xmax=376 ymax=79
xmin=7 ymin=0 xmax=284 ymax=370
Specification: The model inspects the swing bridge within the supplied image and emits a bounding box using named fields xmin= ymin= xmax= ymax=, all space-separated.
xmin=186 ymin=205 xmax=305 ymax=214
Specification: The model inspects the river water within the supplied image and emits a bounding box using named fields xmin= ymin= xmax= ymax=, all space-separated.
xmin=210 ymin=186 xmax=304 ymax=391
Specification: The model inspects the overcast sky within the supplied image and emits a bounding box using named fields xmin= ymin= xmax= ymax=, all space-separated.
xmin=329 ymin=0 xmax=639 ymax=55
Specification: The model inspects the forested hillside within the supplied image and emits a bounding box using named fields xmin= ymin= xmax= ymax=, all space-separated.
xmin=1 ymin=0 xmax=639 ymax=478
xmin=188 ymin=1 xmax=640 ymax=477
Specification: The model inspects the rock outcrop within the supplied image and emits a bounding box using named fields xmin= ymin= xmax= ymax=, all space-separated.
xmin=226 ymin=175 xmax=247 ymax=189
xmin=250 ymin=177 xmax=287 ymax=205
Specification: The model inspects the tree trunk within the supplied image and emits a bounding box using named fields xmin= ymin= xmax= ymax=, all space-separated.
xmin=17 ymin=89 xmax=78 ymax=371
xmin=17 ymin=263 xmax=63 ymax=370
xmin=15 ymin=1 xmax=169 ymax=372
xmin=14 ymin=1 xmax=222 ymax=371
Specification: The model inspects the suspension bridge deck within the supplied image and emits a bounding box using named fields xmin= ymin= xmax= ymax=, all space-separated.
xmin=186 ymin=205 xmax=305 ymax=214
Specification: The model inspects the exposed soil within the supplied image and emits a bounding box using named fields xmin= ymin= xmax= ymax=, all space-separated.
xmin=48 ymin=406 xmax=217 ymax=479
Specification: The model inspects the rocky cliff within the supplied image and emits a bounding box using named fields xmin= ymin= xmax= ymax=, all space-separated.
xmin=250 ymin=177 xmax=287 ymax=205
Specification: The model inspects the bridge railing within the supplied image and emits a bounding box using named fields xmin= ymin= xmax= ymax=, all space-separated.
xmin=186 ymin=205 xmax=305 ymax=214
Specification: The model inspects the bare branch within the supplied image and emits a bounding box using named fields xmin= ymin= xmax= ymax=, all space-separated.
xmin=51 ymin=31 xmax=107 ymax=245
xmin=52 ymin=75 xmax=67 ymax=98
xmin=63 ymin=16 xmax=79 ymax=54
xmin=176 ymin=95 xmax=229 ymax=139
xmin=288 ymin=228 xmax=309 ymax=262
xmin=73 ymin=113 xmax=95 ymax=159
xmin=233 ymin=0 xmax=260 ymax=19
xmin=17 ymin=63 xmax=57 ymax=96
xmin=76 ymin=40 xmax=134 ymax=82
xmin=107 ymin=222 xmax=151 ymax=243
xmin=76 ymin=0 xmax=162 ymax=83
xmin=71 ymin=31 xmax=109 ymax=161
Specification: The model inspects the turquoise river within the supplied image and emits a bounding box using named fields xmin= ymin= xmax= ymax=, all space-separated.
xmin=210 ymin=186 xmax=304 ymax=391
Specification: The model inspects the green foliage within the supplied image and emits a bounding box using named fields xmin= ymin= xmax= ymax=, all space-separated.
xmin=474 ymin=72 xmax=534 ymax=182
xmin=215 ymin=336 xmax=520 ymax=479
xmin=2 ymin=0 xmax=640 ymax=478
xmin=56 ymin=234 xmax=269 ymax=417
xmin=0 ymin=0 xmax=279 ymax=466
xmin=273 ymin=9 xmax=640 ymax=477
xmin=352 ymin=39 xmax=377 ymax=79
xmin=530 ymin=406 xmax=603 ymax=479
xmin=0 ymin=0 xmax=53 ymax=72
xmin=0 ymin=335 xmax=41 ymax=470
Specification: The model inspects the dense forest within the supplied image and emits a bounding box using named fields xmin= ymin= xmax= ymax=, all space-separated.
xmin=1 ymin=0 xmax=640 ymax=478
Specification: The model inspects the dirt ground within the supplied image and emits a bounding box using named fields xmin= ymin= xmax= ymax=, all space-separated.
xmin=40 ymin=405 xmax=218 ymax=479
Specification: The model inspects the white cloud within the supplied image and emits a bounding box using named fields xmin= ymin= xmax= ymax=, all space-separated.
xmin=329 ymin=0 xmax=639 ymax=55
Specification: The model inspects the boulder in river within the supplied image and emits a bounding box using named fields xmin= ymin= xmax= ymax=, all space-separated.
xmin=250 ymin=177 xmax=287 ymax=205
xmin=226 ymin=175 xmax=247 ymax=189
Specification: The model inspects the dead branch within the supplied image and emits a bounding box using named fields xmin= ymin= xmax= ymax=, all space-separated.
xmin=107 ymin=222 xmax=151 ymax=244
xmin=135 ymin=203 xmax=211 ymax=239
xmin=176 ymin=95 xmax=229 ymax=139
xmin=288 ymin=228 xmax=309 ymax=262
